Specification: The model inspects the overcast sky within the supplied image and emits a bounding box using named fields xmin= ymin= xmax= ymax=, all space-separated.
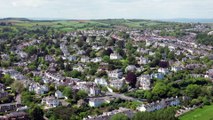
xmin=0 ymin=0 xmax=213 ymax=19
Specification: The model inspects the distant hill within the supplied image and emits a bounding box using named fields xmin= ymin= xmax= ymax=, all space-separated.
xmin=0 ymin=17 xmax=31 ymax=21
xmin=161 ymin=18 xmax=213 ymax=23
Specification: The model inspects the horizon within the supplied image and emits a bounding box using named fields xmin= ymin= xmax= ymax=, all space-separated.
xmin=0 ymin=0 xmax=213 ymax=20
xmin=2 ymin=17 xmax=213 ymax=23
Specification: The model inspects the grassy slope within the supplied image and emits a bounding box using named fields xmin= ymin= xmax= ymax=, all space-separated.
xmin=1 ymin=19 xmax=171 ymax=32
xmin=179 ymin=105 xmax=213 ymax=120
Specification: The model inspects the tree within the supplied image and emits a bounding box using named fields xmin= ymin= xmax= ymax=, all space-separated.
xmin=11 ymin=81 xmax=24 ymax=93
xmin=21 ymin=91 xmax=35 ymax=106
xmin=70 ymin=70 xmax=81 ymax=78
xmin=152 ymin=82 xmax=168 ymax=98
xmin=63 ymin=87 xmax=73 ymax=99
xmin=76 ymin=90 xmax=88 ymax=100
xmin=110 ymin=113 xmax=129 ymax=120
xmin=185 ymin=84 xmax=200 ymax=98
xmin=29 ymin=106 xmax=44 ymax=120
xmin=1 ymin=74 xmax=14 ymax=86
xmin=168 ymin=51 xmax=175 ymax=60
xmin=125 ymin=72 xmax=137 ymax=88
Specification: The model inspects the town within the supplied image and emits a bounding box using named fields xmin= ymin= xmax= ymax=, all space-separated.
xmin=0 ymin=19 xmax=213 ymax=120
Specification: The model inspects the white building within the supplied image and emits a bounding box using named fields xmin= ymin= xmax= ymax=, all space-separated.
xmin=89 ymin=86 xmax=101 ymax=97
xmin=138 ymin=57 xmax=149 ymax=65
xmin=91 ymin=57 xmax=102 ymax=63
xmin=42 ymin=96 xmax=60 ymax=108
xmin=125 ymin=65 xmax=137 ymax=72
xmin=108 ymin=69 xmax=123 ymax=79
xmin=137 ymin=97 xmax=180 ymax=112
xmin=94 ymin=78 xmax=108 ymax=86
xmin=171 ymin=66 xmax=183 ymax=72
xmin=109 ymin=79 xmax=124 ymax=90
xmin=29 ymin=83 xmax=49 ymax=95
xmin=137 ymin=75 xmax=151 ymax=90
xmin=81 ymin=56 xmax=90 ymax=63
xmin=89 ymin=97 xmax=112 ymax=107
xmin=151 ymin=73 xmax=164 ymax=80
xmin=110 ymin=53 xmax=122 ymax=60
xmin=55 ymin=90 xmax=64 ymax=99
xmin=158 ymin=68 xmax=169 ymax=75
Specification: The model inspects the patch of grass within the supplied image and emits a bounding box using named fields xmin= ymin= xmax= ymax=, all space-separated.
xmin=179 ymin=105 xmax=213 ymax=120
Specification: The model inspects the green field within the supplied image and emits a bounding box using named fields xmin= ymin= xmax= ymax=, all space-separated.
xmin=179 ymin=105 xmax=213 ymax=120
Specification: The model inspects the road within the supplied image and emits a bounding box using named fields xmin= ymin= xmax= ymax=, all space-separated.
xmin=106 ymin=92 xmax=144 ymax=103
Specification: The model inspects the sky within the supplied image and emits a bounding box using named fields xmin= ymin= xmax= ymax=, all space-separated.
xmin=0 ymin=0 xmax=213 ymax=19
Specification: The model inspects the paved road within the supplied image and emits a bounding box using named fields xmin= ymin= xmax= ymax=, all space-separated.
xmin=106 ymin=92 xmax=144 ymax=103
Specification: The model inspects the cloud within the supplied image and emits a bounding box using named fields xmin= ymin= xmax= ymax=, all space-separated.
xmin=0 ymin=0 xmax=212 ymax=19
xmin=10 ymin=0 xmax=52 ymax=7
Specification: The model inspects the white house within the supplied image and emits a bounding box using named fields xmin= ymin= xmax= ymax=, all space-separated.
xmin=125 ymin=65 xmax=137 ymax=72
xmin=151 ymin=73 xmax=164 ymax=80
xmin=29 ymin=83 xmax=49 ymax=95
xmin=137 ymin=75 xmax=151 ymax=90
xmin=110 ymin=53 xmax=122 ymax=60
xmin=89 ymin=97 xmax=112 ymax=107
xmin=109 ymin=79 xmax=124 ymax=90
xmin=55 ymin=90 xmax=64 ymax=99
xmin=158 ymin=68 xmax=169 ymax=75
xmin=89 ymin=86 xmax=101 ymax=97
xmin=42 ymin=96 xmax=60 ymax=108
xmin=91 ymin=57 xmax=102 ymax=63
xmin=94 ymin=78 xmax=108 ymax=86
xmin=108 ymin=69 xmax=123 ymax=79
xmin=171 ymin=66 xmax=183 ymax=72
xmin=138 ymin=57 xmax=149 ymax=65
xmin=81 ymin=56 xmax=90 ymax=63
xmin=67 ymin=55 xmax=77 ymax=61
xmin=137 ymin=97 xmax=180 ymax=112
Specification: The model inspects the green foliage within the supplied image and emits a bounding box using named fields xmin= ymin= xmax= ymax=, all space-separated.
xmin=110 ymin=113 xmax=129 ymax=120
xmin=0 ymin=74 xmax=14 ymax=86
xmin=29 ymin=106 xmax=44 ymax=120
xmin=133 ymin=107 xmax=177 ymax=120
xmin=63 ymin=87 xmax=73 ymax=99
xmin=196 ymin=33 xmax=213 ymax=46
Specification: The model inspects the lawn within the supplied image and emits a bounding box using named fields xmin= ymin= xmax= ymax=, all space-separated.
xmin=179 ymin=105 xmax=213 ymax=120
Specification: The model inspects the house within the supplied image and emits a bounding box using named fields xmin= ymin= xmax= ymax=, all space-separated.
xmin=137 ymin=75 xmax=151 ymax=90
xmin=137 ymin=97 xmax=180 ymax=112
xmin=89 ymin=86 xmax=101 ymax=97
xmin=138 ymin=57 xmax=149 ymax=65
xmin=171 ymin=66 xmax=183 ymax=72
xmin=0 ymin=103 xmax=23 ymax=112
xmin=81 ymin=56 xmax=90 ymax=63
xmin=0 ymin=112 xmax=29 ymax=120
xmin=55 ymin=90 xmax=64 ymax=99
xmin=158 ymin=68 xmax=169 ymax=75
xmin=91 ymin=57 xmax=102 ymax=63
xmin=29 ymin=83 xmax=49 ymax=95
xmin=205 ymin=69 xmax=213 ymax=80
xmin=0 ymin=83 xmax=5 ymax=91
xmin=125 ymin=65 xmax=137 ymax=72
xmin=94 ymin=78 xmax=108 ymax=86
xmin=0 ymin=91 xmax=8 ymax=99
xmin=89 ymin=97 xmax=113 ymax=107
xmin=109 ymin=79 xmax=124 ymax=90
xmin=83 ymin=107 xmax=134 ymax=120
xmin=44 ymin=72 xmax=64 ymax=82
xmin=67 ymin=55 xmax=77 ymax=61
xmin=110 ymin=53 xmax=122 ymax=60
xmin=151 ymin=73 xmax=164 ymax=80
xmin=42 ymin=96 xmax=60 ymax=108
xmin=73 ymin=65 xmax=84 ymax=72
xmin=45 ymin=55 xmax=55 ymax=62
xmin=108 ymin=69 xmax=123 ymax=79
xmin=77 ymin=50 xmax=86 ymax=55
